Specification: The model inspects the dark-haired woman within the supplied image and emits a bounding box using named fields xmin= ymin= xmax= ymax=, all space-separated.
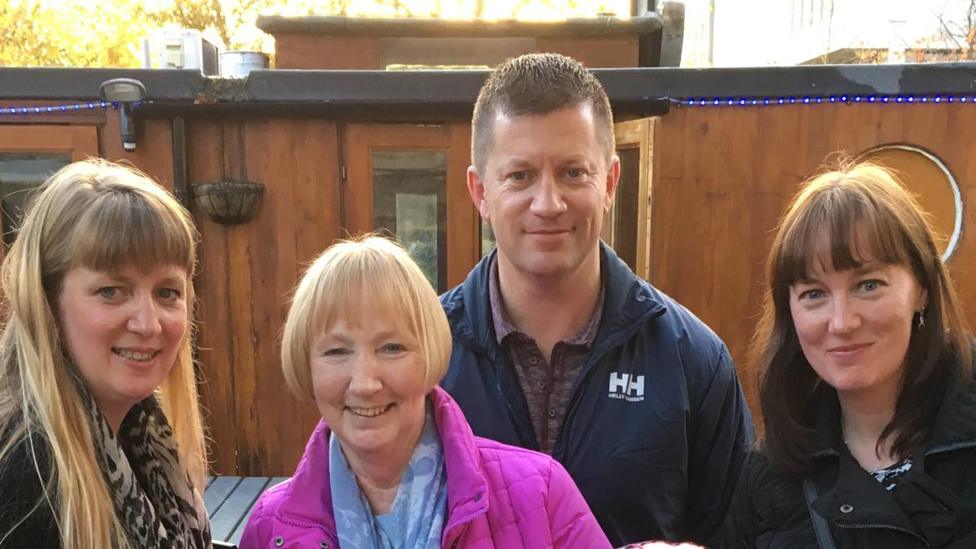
xmin=725 ymin=162 xmax=976 ymax=548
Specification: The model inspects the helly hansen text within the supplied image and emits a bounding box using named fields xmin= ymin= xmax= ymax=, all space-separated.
xmin=609 ymin=372 xmax=645 ymax=402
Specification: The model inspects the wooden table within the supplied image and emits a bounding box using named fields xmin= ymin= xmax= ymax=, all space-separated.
xmin=204 ymin=476 xmax=289 ymax=546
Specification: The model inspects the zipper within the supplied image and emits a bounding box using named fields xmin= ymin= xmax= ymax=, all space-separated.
xmin=443 ymin=511 xmax=480 ymax=548
xmin=836 ymin=522 xmax=929 ymax=546
xmin=552 ymin=338 xmax=619 ymax=457
xmin=551 ymin=299 xmax=664 ymax=457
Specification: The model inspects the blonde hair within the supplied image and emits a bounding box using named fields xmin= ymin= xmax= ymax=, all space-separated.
xmin=0 ymin=159 xmax=206 ymax=548
xmin=281 ymin=235 xmax=452 ymax=401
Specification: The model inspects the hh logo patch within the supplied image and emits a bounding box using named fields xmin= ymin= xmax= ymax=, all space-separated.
xmin=608 ymin=372 xmax=644 ymax=402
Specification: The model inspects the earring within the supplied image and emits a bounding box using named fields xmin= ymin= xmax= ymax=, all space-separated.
xmin=917 ymin=306 xmax=927 ymax=329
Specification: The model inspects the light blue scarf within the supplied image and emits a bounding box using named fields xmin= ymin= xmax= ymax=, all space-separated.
xmin=330 ymin=405 xmax=448 ymax=549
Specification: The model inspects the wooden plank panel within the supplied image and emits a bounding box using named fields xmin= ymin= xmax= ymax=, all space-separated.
xmin=241 ymin=118 xmax=280 ymax=475
xmin=270 ymin=119 xmax=307 ymax=475
xmin=276 ymin=119 xmax=320 ymax=473
xmin=938 ymin=105 xmax=976 ymax=330
xmin=284 ymin=120 xmax=343 ymax=471
xmin=292 ymin=121 xmax=343 ymax=463
xmin=187 ymin=119 xmax=240 ymax=475
xmin=222 ymin=120 xmax=261 ymax=475
xmin=343 ymin=124 xmax=373 ymax=237
xmin=209 ymin=477 xmax=271 ymax=542
xmin=446 ymin=123 xmax=478 ymax=288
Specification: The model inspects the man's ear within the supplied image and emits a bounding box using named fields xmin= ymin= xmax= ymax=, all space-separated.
xmin=467 ymin=165 xmax=490 ymax=221
xmin=603 ymin=155 xmax=621 ymax=212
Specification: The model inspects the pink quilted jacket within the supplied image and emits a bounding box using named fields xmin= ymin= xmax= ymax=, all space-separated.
xmin=239 ymin=386 xmax=611 ymax=548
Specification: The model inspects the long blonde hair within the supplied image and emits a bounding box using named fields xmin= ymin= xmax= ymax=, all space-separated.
xmin=0 ymin=159 xmax=207 ymax=548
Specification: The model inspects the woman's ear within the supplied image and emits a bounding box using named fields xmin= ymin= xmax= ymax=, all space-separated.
xmin=917 ymin=287 xmax=929 ymax=312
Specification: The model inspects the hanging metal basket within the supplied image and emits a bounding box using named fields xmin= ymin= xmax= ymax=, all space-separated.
xmin=191 ymin=180 xmax=265 ymax=225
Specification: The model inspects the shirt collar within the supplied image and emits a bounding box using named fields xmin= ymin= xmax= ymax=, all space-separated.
xmin=487 ymin=255 xmax=604 ymax=348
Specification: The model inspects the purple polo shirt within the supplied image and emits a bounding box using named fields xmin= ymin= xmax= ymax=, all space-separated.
xmin=488 ymin=257 xmax=603 ymax=454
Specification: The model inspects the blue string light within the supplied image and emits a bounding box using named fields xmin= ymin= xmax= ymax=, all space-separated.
xmin=4 ymin=95 xmax=972 ymax=113
xmin=672 ymin=94 xmax=976 ymax=108
xmin=0 ymin=100 xmax=116 ymax=116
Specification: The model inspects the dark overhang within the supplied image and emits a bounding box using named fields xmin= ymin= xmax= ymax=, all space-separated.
xmin=0 ymin=68 xmax=207 ymax=102
xmin=256 ymin=15 xmax=663 ymax=38
xmin=1 ymin=63 xmax=975 ymax=119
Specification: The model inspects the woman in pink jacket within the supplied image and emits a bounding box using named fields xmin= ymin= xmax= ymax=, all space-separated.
xmin=240 ymin=235 xmax=609 ymax=549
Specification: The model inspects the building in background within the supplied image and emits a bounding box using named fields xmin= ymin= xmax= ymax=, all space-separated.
xmin=683 ymin=0 xmax=976 ymax=67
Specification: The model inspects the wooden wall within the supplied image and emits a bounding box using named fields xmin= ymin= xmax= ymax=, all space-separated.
xmin=649 ymin=103 xmax=976 ymax=421
xmin=185 ymin=118 xmax=342 ymax=475
xmin=6 ymin=99 xmax=974 ymax=476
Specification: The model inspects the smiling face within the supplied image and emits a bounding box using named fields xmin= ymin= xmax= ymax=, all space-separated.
xmin=309 ymin=308 xmax=429 ymax=461
xmin=58 ymin=264 xmax=189 ymax=429
xmin=468 ymin=103 xmax=620 ymax=280
xmin=789 ymin=259 xmax=926 ymax=402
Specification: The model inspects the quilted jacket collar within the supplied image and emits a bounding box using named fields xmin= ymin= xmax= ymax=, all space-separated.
xmin=275 ymin=388 xmax=489 ymax=540
xmin=442 ymin=242 xmax=666 ymax=363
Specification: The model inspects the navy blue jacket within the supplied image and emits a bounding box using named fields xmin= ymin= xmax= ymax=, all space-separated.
xmin=440 ymin=244 xmax=755 ymax=547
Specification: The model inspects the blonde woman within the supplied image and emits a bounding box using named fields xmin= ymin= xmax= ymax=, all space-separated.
xmin=241 ymin=235 xmax=608 ymax=548
xmin=0 ymin=159 xmax=210 ymax=548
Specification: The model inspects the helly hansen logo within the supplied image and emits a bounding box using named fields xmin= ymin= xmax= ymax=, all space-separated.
xmin=608 ymin=372 xmax=645 ymax=402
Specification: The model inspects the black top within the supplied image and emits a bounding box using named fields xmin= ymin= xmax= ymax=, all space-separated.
xmin=724 ymin=367 xmax=976 ymax=549
xmin=0 ymin=433 xmax=60 ymax=548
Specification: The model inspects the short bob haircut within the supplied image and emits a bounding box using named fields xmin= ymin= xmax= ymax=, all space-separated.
xmin=0 ymin=158 xmax=204 ymax=548
xmin=281 ymin=235 xmax=452 ymax=401
xmin=753 ymin=160 xmax=973 ymax=478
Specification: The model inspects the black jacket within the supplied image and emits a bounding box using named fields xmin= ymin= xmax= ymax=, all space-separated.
xmin=439 ymin=244 xmax=755 ymax=547
xmin=0 ymin=432 xmax=60 ymax=548
xmin=726 ymin=376 xmax=976 ymax=549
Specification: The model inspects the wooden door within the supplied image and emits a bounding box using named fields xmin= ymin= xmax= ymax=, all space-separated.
xmin=603 ymin=118 xmax=653 ymax=279
xmin=344 ymin=123 xmax=478 ymax=292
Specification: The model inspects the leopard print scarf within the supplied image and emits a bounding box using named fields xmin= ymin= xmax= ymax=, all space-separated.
xmin=81 ymin=388 xmax=212 ymax=549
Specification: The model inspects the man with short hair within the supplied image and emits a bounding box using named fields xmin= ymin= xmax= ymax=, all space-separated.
xmin=439 ymin=53 xmax=754 ymax=547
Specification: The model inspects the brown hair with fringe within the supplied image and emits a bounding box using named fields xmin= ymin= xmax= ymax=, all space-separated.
xmin=753 ymin=160 xmax=972 ymax=477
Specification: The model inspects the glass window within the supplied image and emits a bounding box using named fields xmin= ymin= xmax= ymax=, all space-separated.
xmin=371 ymin=150 xmax=448 ymax=291
xmin=0 ymin=154 xmax=70 ymax=246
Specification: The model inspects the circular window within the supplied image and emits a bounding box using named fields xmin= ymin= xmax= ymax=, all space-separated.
xmin=857 ymin=145 xmax=963 ymax=262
